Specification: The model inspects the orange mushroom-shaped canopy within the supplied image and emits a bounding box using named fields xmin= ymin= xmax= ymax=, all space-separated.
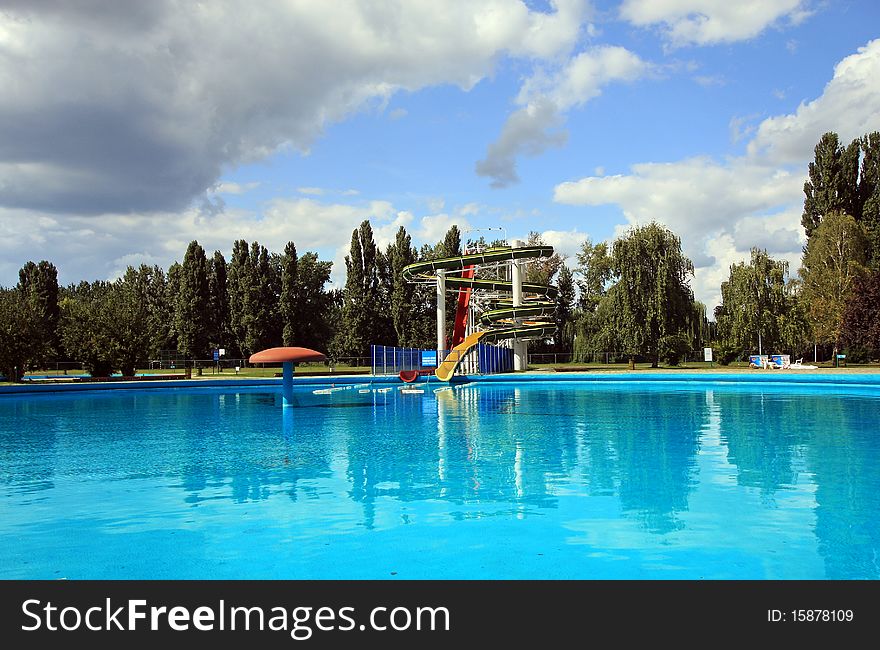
xmin=248 ymin=347 xmax=327 ymax=364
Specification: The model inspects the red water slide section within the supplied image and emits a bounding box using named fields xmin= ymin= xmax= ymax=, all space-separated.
xmin=451 ymin=265 xmax=475 ymax=347
xmin=399 ymin=369 xmax=433 ymax=383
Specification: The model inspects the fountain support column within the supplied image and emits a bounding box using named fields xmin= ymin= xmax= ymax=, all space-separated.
xmin=282 ymin=361 xmax=294 ymax=407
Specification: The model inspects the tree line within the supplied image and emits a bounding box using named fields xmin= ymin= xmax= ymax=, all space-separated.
xmin=566 ymin=130 xmax=880 ymax=366
xmin=713 ymin=130 xmax=880 ymax=363
xmin=2 ymin=130 xmax=878 ymax=379
xmin=0 ymin=224 xmax=482 ymax=380
xmin=1 ymin=240 xmax=335 ymax=380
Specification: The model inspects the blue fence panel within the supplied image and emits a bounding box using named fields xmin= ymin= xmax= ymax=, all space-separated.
xmin=477 ymin=343 xmax=513 ymax=375
xmin=371 ymin=345 xmax=437 ymax=375
xmin=373 ymin=343 xmax=512 ymax=376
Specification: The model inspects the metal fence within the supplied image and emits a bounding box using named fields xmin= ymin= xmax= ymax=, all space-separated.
xmin=29 ymin=348 xmax=727 ymax=376
xmin=371 ymin=346 xmax=431 ymax=376
xmin=370 ymin=344 xmax=513 ymax=376
xmin=528 ymin=351 xmax=718 ymax=365
xmin=32 ymin=356 xmax=373 ymax=374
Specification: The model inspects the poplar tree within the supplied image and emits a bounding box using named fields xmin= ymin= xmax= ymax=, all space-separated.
xmin=114 ymin=271 xmax=154 ymax=376
xmin=800 ymin=211 xmax=868 ymax=354
xmin=376 ymin=246 xmax=396 ymax=346
xmin=227 ymin=239 xmax=250 ymax=356
xmin=802 ymin=132 xmax=860 ymax=239
xmin=0 ymin=288 xmax=36 ymax=381
xmin=387 ymin=226 xmax=418 ymax=347
xmin=164 ymin=262 xmax=181 ymax=354
xmin=248 ymin=241 xmax=280 ymax=354
xmin=175 ymin=240 xmax=210 ymax=359
xmin=279 ymin=241 xmax=299 ymax=346
xmin=207 ymin=250 xmax=229 ymax=350
xmin=336 ymin=220 xmax=381 ymax=357
xmin=294 ymin=252 xmax=334 ymax=351
xmin=17 ymin=260 xmax=60 ymax=367
xmin=860 ymin=132 xmax=880 ymax=266
xmin=439 ymin=224 xmax=462 ymax=258
xmin=121 ymin=265 xmax=171 ymax=361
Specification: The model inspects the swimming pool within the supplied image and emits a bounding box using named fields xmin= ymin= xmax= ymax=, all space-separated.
xmin=1 ymin=379 xmax=878 ymax=579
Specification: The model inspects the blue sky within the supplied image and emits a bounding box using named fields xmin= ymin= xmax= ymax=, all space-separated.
xmin=1 ymin=1 xmax=879 ymax=309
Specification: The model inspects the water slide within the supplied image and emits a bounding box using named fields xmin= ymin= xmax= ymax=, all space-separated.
xmin=451 ymin=264 xmax=475 ymax=347
xmin=402 ymin=246 xmax=557 ymax=381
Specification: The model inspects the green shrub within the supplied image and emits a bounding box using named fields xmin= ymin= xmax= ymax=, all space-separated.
xmin=713 ymin=340 xmax=740 ymax=366
xmin=659 ymin=334 xmax=692 ymax=366
xmin=842 ymin=345 xmax=872 ymax=364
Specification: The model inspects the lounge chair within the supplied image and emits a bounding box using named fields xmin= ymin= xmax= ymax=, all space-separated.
xmin=790 ymin=358 xmax=818 ymax=370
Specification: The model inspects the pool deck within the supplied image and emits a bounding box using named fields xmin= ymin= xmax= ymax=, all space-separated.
xmin=2 ymin=366 xmax=880 ymax=395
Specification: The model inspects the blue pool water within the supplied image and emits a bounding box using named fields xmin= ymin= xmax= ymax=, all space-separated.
xmin=1 ymin=380 xmax=879 ymax=579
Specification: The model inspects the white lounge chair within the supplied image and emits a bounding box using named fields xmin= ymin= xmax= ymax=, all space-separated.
xmin=790 ymin=358 xmax=818 ymax=370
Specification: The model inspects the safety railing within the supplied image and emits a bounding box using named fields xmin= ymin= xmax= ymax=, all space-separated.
xmin=370 ymin=343 xmax=513 ymax=376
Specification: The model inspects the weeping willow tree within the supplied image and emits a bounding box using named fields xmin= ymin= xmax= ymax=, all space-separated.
xmin=597 ymin=223 xmax=695 ymax=369
xmin=715 ymin=248 xmax=810 ymax=361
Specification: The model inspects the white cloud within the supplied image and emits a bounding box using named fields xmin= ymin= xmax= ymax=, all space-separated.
xmin=517 ymin=46 xmax=650 ymax=110
xmin=556 ymin=158 xmax=802 ymax=231
xmin=329 ymin=209 xmax=416 ymax=284
xmin=728 ymin=114 xmax=760 ymax=144
xmin=731 ymin=209 xmax=804 ymax=254
xmin=693 ymin=232 xmax=803 ymax=309
xmin=554 ymin=159 xmax=806 ymax=306
xmin=528 ymin=229 xmax=590 ymax=262
xmin=0 ymin=0 xmax=590 ymax=215
xmin=106 ymin=252 xmax=169 ymax=282
xmin=213 ymin=181 xmax=260 ymax=195
xmin=262 ymin=199 xmax=394 ymax=250
xmin=748 ymin=38 xmax=880 ymax=165
xmin=553 ymin=38 xmax=880 ymax=309
xmin=693 ymin=74 xmax=725 ymax=87
xmin=0 ymin=196 xmax=479 ymax=290
xmin=620 ymin=0 xmax=810 ymax=48
xmin=458 ymin=202 xmax=481 ymax=217
xmin=373 ymin=211 xmax=416 ymax=249
xmin=388 ymin=108 xmax=408 ymax=121
xmin=416 ymin=214 xmax=473 ymax=245
xmin=296 ymin=187 xmax=325 ymax=196
xmin=477 ymin=46 xmax=651 ymax=187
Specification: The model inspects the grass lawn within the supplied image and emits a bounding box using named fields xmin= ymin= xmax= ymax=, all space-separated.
xmin=529 ymin=360 xmax=880 ymax=373
xmin=7 ymin=360 xmax=880 ymax=386
xmin=16 ymin=363 xmax=369 ymax=381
